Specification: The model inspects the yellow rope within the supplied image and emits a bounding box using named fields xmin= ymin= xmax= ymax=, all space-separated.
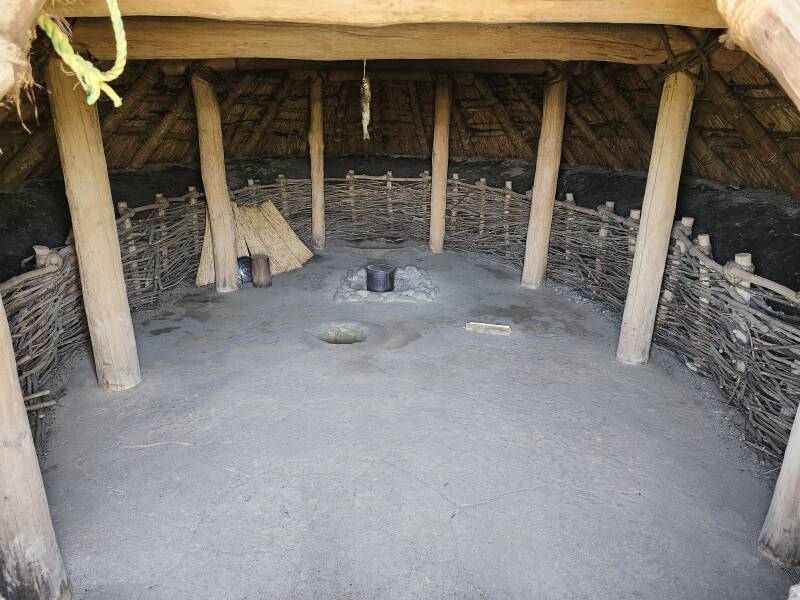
xmin=37 ymin=0 xmax=127 ymax=107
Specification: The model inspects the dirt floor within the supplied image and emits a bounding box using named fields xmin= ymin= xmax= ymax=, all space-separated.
xmin=42 ymin=244 xmax=793 ymax=599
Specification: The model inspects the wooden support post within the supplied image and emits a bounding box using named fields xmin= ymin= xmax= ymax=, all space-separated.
xmin=616 ymin=70 xmax=696 ymax=364
xmin=309 ymin=75 xmax=326 ymax=250
xmin=521 ymin=79 xmax=567 ymax=289
xmin=191 ymin=71 xmax=239 ymax=292
xmin=760 ymin=401 xmax=800 ymax=566
xmin=429 ymin=76 xmax=451 ymax=254
xmin=716 ymin=0 xmax=800 ymax=111
xmin=0 ymin=296 xmax=70 ymax=600
xmin=46 ymin=59 xmax=141 ymax=390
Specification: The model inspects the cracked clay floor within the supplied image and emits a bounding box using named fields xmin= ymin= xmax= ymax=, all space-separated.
xmin=42 ymin=243 xmax=792 ymax=599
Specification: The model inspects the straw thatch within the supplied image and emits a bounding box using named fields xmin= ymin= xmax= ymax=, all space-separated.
xmin=1 ymin=28 xmax=800 ymax=198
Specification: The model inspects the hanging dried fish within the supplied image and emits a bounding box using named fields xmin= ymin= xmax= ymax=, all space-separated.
xmin=360 ymin=60 xmax=371 ymax=141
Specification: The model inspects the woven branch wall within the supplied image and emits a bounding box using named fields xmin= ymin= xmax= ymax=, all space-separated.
xmin=2 ymin=175 xmax=798 ymax=460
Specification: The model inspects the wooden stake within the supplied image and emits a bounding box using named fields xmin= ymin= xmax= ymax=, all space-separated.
xmin=347 ymin=169 xmax=357 ymax=224
xmin=521 ymin=79 xmax=567 ymax=289
xmin=429 ymin=76 xmax=452 ymax=254
xmin=503 ymin=181 xmax=512 ymax=258
xmin=191 ymin=71 xmax=239 ymax=292
xmin=46 ymin=59 xmax=141 ymax=390
xmin=309 ymin=75 xmax=326 ymax=250
xmin=0 ymin=296 xmax=71 ymax=600
xmin=616 ymin=70 xmax=696 ymax=364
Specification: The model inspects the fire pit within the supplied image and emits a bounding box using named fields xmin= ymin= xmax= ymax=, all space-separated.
xmin=334 ymin=265 xmax=438 ymax=303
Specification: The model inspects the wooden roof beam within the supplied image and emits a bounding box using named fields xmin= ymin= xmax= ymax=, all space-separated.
xmin=504 ymin=75 xmax=577 ymax=167
xmin=240 ymin=79 xmax=293 ymax=156
xmin=130 ymin=86 xmax=192 ymax=169
xmin=54 ymin=0 xmax=726 ymax=28
xmin=0 ymin=61 xmax=161 ymax=189
xmin=71 ymin=19 xmax=745 ymax=69
xmin=473 ymin=76 xmax=535 ymax=161
xmin=636 ymin=64 xmax=741 ymax=188
xmin=588 ymin=66 xmax=653 ymax=160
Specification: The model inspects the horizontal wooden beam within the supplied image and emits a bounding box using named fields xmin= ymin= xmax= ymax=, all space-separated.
xmin=72 ymin=19 xmax=744 ymax=68
xmin=160 ymin=58 xmax=552 ymax=78
xmin=56 ymin=0 xmax=725 ymax=27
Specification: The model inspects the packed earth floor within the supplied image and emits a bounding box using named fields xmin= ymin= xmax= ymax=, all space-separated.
xmin=42 ymin=243 xmax=793 ymax=599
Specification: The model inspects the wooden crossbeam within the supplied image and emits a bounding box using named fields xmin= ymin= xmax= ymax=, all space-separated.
xmin=71 ymin=19 xmax=744 ymax=68
xmin=54 ymin=0 xmax=726 ymax=27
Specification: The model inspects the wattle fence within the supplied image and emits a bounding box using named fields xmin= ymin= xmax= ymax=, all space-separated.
xmin=2 ymin=172 xmax=799 ymax=460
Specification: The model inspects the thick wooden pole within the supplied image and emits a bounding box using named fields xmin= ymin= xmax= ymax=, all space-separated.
xmin=616 ymin=71 xmax=696 ymax=364
xmin=429 ymin=76 xmax=452 ymax=254
xmin=0 ymin=296 xmax=70 ymax=600
xmin=309 ymin=75 xmax=325 ymax=250
xmin=521 ymin=79 xmax=567 ymax=289
xmin=46 ymin=60 xmax=141 ymax=390
xmin=759 ymin=410 xmax=800 ymax=566
xmin=191 ymin=72 xmax=239 ymax=292
xmin=717 ymin=0 xmax=800 ymax=112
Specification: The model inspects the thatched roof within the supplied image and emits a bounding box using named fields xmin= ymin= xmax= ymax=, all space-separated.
xmin=1 ymin=46 xmax=800 ymax=199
